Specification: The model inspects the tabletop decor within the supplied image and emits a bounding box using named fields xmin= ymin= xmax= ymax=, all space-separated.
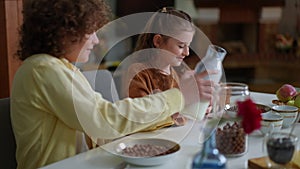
xmin=213 ymin=83 xmax=262 ymax=157
xmin=273 ymin=83 xmax=300 ymax=109
xmin=232 ymin=98 xmax=262 ymax=134
xmin=192 ymin=83 xmax=262 ymax=168
xmin=215 ymin=98 xmax=262 ymax=157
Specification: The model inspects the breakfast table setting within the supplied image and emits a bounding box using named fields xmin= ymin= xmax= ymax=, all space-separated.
xmin=39 ymin=90 xmax=300 ymax=169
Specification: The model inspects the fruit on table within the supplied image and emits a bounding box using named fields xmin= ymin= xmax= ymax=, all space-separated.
xmin=287 ymin=100 xmax=295 ymax=106
xmin=276 ymin=84 xmax=297 ymax=102
xmin=294 ymin=94 xmax=300 ymax=108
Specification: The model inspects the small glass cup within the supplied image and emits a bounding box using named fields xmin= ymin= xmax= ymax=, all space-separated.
xmin=215 ymin=82 xmax=250 ymax=157
xmin=264 ymin=132 xmax=298 ymax=168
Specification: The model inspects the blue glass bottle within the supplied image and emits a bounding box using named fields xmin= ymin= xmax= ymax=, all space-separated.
xmin=192 ymin=129 xmax=227 ymax=169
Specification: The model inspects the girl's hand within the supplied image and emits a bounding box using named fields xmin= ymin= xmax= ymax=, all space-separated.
xmin=179 ymin=70 xmax=216 ymax=106
xmin=194 ymin=70 xmax=217 ymax=102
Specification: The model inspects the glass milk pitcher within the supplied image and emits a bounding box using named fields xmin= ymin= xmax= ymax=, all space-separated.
xmin=194 ymin=44 xmax=227 ymax=121
xmin=195 ymin=44 xmax=227 ymax=82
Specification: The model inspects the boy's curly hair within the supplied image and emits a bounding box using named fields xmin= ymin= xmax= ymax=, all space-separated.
xmin=17 ymin=0 xmax=111 ymax=60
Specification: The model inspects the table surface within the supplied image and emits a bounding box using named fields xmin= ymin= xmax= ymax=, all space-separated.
xmin=40 ymin=92 xmax=300 ymax=169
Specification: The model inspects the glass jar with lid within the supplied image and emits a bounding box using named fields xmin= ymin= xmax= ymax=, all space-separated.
xmin=215 ymin=82 xmax=250 ymax=157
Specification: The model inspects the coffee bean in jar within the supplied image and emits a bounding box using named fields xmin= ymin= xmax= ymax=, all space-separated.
xmin=215 ymin=122 xmax=247 ymax=157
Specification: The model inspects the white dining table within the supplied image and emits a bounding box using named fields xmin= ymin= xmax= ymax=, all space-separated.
xmin=40 ymin=92 xmax=300 ymax=169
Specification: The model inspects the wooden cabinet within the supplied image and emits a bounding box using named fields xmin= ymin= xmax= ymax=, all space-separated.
xmin=193 ymin=0 xmax=285 ymax=52
xmin=0 ymin=0 xmax=23 ymax=98
xmin=191 ymin=0 xmax=300 ymax=93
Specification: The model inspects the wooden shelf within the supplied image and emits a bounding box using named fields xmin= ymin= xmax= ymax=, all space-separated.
xmin=224 ymin=53 xmax=300 ymax=67
xmin=223 ymin=53 xmax=300 ymax=93
xmin=192 ymin=0 xmax=293 ymax=93
xmin=193 ymin=0 xmax=285 ymax=23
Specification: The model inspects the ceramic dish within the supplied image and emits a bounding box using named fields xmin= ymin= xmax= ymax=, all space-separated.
xmin=225 ymin=103 xmax=271 ymax=115
xmin=256 ymin=103 xmax=272 ymax=113
xmin=113 ymin=138 xmax=180 ymax=166
xmin=260 ymin=111 xmax=283 ymax=134
xmin=271 ymin=105 xmax=299 ymax=128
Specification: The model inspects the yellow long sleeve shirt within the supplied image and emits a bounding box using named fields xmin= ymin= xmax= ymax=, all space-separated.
xmin=11 ymin=54 xmax=184 ymax=169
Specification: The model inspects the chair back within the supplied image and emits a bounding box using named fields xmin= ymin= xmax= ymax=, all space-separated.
xmin=82 ymin=70 xmax=119 ymax=102
xmin=0 ymin=97 xmax=17 ymax=169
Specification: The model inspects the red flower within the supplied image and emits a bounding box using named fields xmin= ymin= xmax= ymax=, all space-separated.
xmin=237 ymin=98 xmax=262 ymax=134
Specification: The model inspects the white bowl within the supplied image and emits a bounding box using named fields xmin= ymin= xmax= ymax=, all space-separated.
xmin=271 ymin=105 xmax=298 ymax=128
xmin=260 ymin=112 xmax=283 ymax=134
xmin=225 ymin=103 xmax=271 ymax=117
xmin=113 ymin=138 xmax=180 ymax=166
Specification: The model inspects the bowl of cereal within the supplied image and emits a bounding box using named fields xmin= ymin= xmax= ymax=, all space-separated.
xmin=225 ymin=103 xmax=271 ymax=114
xmin=114 ymin=138 xmax=180 ymax=166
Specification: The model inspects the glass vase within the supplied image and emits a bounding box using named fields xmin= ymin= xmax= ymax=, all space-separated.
xmin=192 ymin=129 xmax=227 ymax=169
